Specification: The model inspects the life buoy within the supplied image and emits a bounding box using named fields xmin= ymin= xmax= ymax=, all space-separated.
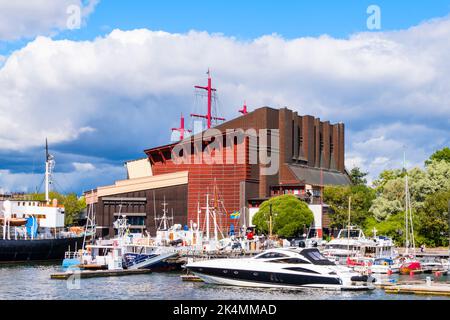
xmin=383 ymin=261 xmax=389 ymax=266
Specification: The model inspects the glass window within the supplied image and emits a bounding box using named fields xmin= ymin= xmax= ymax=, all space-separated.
xmin=255 ymin=252 xmax=289 ymax=259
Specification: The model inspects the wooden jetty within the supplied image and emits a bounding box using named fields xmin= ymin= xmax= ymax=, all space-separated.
xmin=50 ymin=268 xmax=152 ymax=280
xmin=385 ymin=281 xmax=450 ymax=296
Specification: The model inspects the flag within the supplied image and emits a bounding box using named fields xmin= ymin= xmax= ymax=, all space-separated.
xmin=230 ymin=211 xmax=240 ymax=219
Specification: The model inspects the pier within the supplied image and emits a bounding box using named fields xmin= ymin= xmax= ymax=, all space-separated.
xmin=50 ymin=268 xmax=152 ymax=280
xmin=385 ymin=281 xmax=450 ymax=296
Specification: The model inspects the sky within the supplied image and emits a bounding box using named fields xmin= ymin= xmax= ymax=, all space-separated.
xmin=0 ymin=0 xmax=449 ymax=195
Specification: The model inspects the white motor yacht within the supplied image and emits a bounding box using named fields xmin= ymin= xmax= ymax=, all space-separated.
xmin=323 ymin=227 xmax=396 ymax=264
xmin=186 ymin=247 xmax=376 ymax=291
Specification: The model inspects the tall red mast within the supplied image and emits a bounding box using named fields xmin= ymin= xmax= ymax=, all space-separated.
xmin=172 ymin=113 xmax=191 ymax=140
xmin=239 ymin=101 xmax=248 ymax=115
xmin=190 ymin=70 xmax=225 ymax=129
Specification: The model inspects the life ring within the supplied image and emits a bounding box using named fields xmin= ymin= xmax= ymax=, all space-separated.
xmin=383 ymin=261 xmax=389 ymax=266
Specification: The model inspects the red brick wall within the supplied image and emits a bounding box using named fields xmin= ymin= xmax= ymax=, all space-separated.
xmin=151 ymin=140 xmax=250 ymax=235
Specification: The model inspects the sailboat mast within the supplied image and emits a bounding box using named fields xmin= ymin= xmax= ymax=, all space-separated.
xmin=45 ymin=139 xmax=50 ymax=203
xmin=206 ymin=192 xmax=210 ymax=240
xmin=347 ymin=196 xmax=351 ymax=258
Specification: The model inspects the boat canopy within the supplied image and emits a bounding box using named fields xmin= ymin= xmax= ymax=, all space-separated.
xmin=373 ymin=258 xmax=394 ymax=265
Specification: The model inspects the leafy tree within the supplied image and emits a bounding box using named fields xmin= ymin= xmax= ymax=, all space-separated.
xmin=349 ymin=167 xmax=368 ymax=186
xmin=370 ymin=160 xmax=450 ymax=222
xmin=425 ymin=147 xmax=450 ymax=166
xmin=324 ymin=185 xmax=376 ymax=229
xmin=372 ymin=169 xmax=404 ymax=193
xmin=364 ymin=212 xmax=424 ymax=246
xmin=416 ymin=190 xmax=450 ymax=247
xmin=64 ymin=193 xmax=86 ymax=225
xmin=252 ymin=194 xmax=314 ymax=238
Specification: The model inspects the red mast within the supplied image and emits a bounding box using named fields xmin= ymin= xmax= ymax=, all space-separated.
xmin=239 ymin=101 xmax=248 ymax=115
xmin=190 ymin=70 xmax=225 ymax=129
xmin=172 ymin=113 xmax=191 ymax=140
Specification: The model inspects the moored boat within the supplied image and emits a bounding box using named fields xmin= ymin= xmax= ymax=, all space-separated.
xmin=0 ymin=141 xmax=86 ymax=263
xmin=186 ymin=247 xmax=376 ymax=291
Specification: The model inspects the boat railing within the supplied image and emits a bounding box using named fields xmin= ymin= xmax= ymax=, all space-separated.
xmin=64 ymin=251 xmax=82 ymax=259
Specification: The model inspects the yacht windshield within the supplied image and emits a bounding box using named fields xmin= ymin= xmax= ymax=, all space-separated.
xmin=300 ymin=248 xmax=336 ymax=265
xmin=338 ymin=230 xmax=361 ymax=238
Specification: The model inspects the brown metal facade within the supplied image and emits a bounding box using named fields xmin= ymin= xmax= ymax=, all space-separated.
xmin=143 ymin=106 xmax=349 ymax=234
xmin=94 ymin=184 xmax=188 ymax=237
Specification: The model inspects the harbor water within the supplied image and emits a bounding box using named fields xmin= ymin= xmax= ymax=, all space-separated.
xmin=1 ymin=263 xmax=450 ymax=300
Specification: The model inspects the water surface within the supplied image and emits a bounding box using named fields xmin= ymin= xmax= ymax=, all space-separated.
xmin=0 ymin=263 xmax=449 ymax=300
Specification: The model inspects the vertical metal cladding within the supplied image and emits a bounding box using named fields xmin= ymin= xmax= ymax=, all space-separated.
xmin=143 ymin=106 xmax=347 ymax=234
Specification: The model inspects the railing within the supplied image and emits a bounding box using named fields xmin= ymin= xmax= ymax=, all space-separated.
xmin=64 ymin=251 xmax=82 ymax=259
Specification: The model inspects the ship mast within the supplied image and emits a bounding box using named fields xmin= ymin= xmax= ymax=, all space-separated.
xmin=190 ymin=69 xmax=226 ymax=129
xmin=44 ymin=139 xmax=55 ymax=204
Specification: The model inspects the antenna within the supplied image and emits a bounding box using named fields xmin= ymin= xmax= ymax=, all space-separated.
xmin=171 ymin=113 xmax=192 ymax=141
xmin=190 ymin=69 xmax=226 ymax=129
xmin=238 ymin=101 xmax=248 ymax=115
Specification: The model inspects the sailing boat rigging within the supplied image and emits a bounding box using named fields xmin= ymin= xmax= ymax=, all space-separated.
xmin=399 ymin=151 xmax=422 ymax=274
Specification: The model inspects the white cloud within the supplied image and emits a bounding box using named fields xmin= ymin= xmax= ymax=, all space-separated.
xmin=0 ymin=0 xmax=99 ymax=41
xmin=72 ymin=162 xmax=95 ymax=172
xmin=1 ymin=16 xmax=450 ymax=191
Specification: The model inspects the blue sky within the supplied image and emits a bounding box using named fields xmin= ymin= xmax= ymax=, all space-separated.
xmin=2 ymin=1 xmax=450 ymax=55
xmin=0 ymin=0 xmax=449 ymax=195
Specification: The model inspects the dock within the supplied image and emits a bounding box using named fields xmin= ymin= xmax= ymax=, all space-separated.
xmin=385 ymin=281 xmax=450 ymax=297
xmin=50 ymin=268 xmax=152 ymax=280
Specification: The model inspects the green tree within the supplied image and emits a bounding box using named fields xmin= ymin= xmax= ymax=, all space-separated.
xmin=416 ymin=190 xmax=450 ymax=247
xmin=372 ymin=169 xmax=404 ymax=193
xmin=364 ymin=212 xmax=424 ymax=246
xmin=324 ymin=185 xmax=376 ymax=229
xmin=349 ymin=167 xmax=368 ymax=186
xmin=252 ymin=194 xmax=314 ymax=238
xmin=64 ymin=193 xmax=86 ymax=225
xmin=370 ymin=160 xmax=450 ymax=222
xmin=425 ymin=147 xmax=450 ymax=166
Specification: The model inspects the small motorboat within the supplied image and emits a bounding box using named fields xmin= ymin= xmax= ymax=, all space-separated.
xmin=421 ymin=258 xmax=448 ymax=275
xmin=370 ymin=258 xmax=400 ymax=274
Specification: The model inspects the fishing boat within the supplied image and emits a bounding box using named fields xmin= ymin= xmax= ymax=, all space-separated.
xmin=0 ymin=141 xmax=85 ymax=263
xmin=186 ymin=247 xmax=376 ymax=290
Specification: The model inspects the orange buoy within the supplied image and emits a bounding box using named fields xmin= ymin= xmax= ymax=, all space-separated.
xmin=387 ymin=269 xmax=393 ymax=276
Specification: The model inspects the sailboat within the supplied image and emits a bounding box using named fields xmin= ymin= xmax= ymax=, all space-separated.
xmin=399 ymin=154 xmax=423 ymax=275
